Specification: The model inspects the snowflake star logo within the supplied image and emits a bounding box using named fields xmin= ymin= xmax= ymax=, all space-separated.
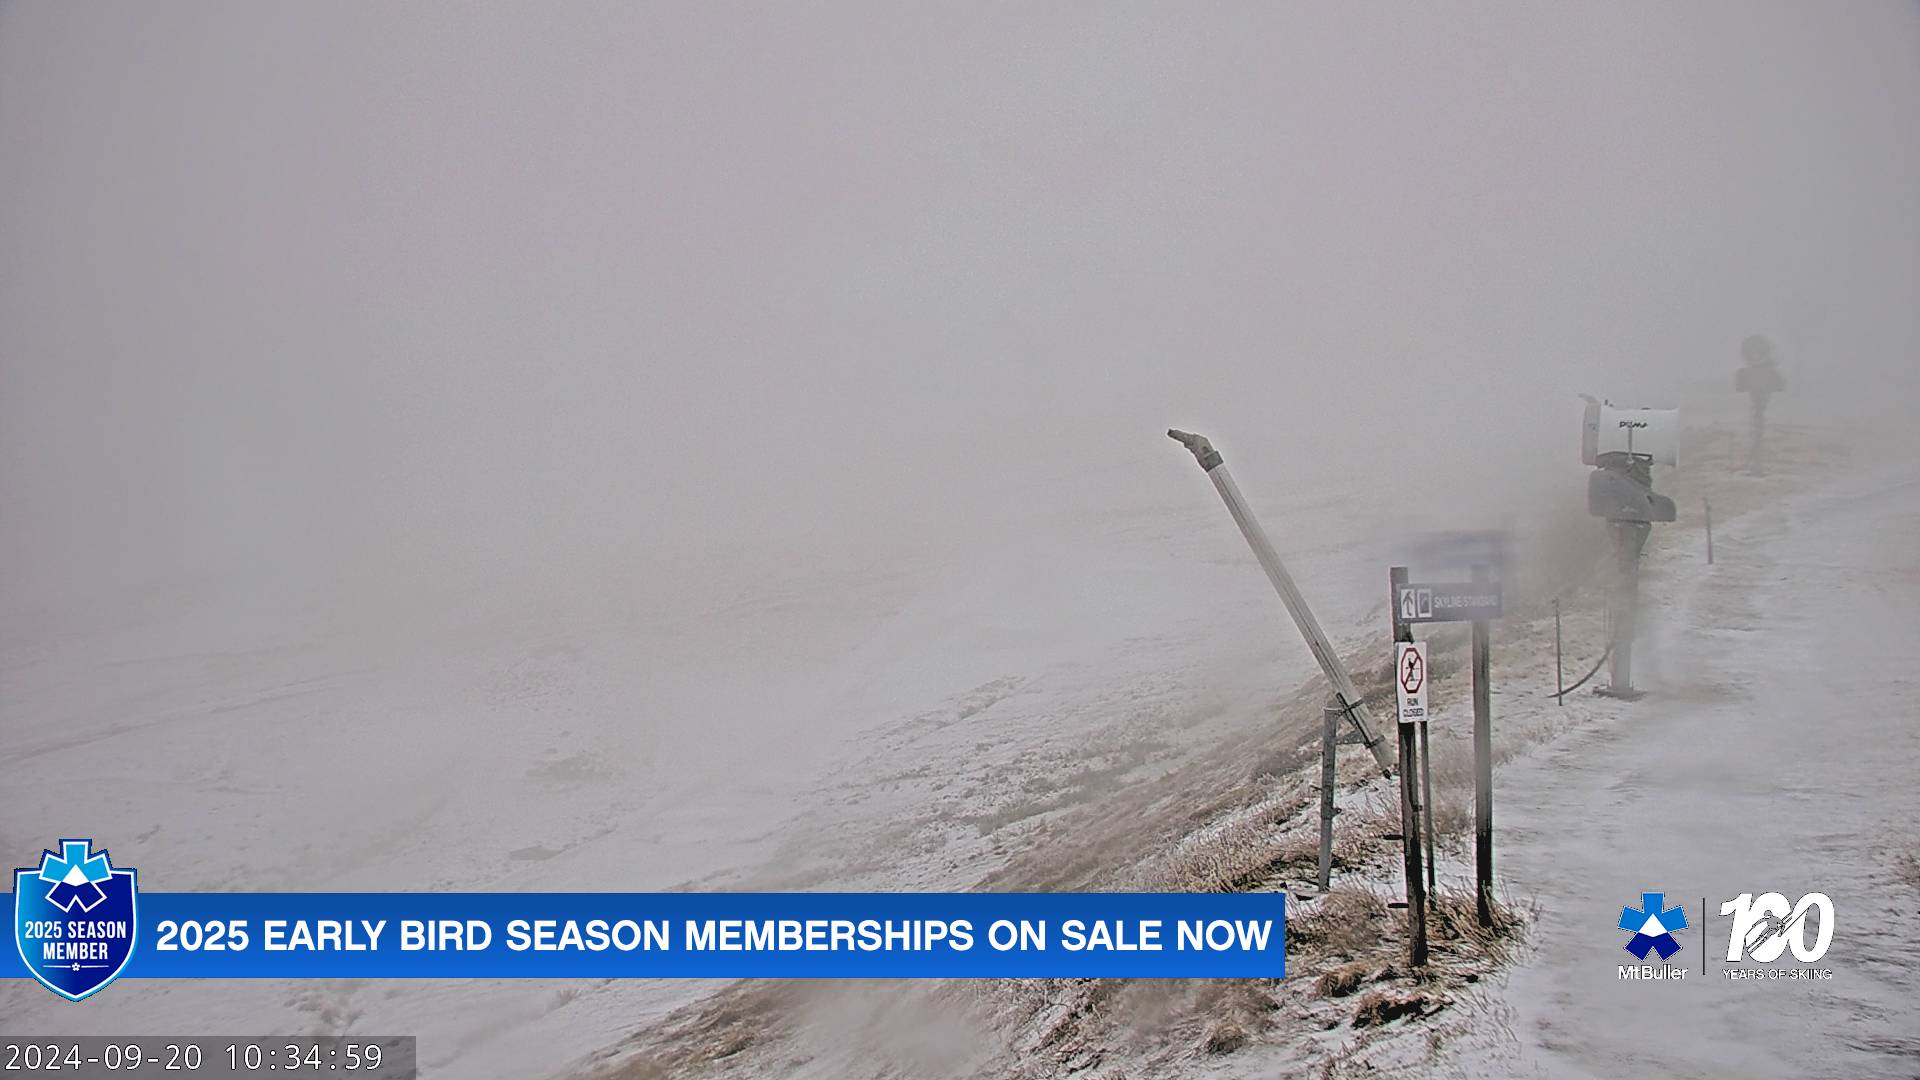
xmin=1619 ymin=891 xmax=1687 ymax=960
xmin=37 ymin=841 xmax=116 ymax=914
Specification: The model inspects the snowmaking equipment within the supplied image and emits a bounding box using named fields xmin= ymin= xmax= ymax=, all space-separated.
xmin=1736 ymin=335 xmax=1785 ymax=475
xmin=1581 ymin=402 xmax=1678 ymax=699
xmin=1167 ymin=429 xmax=1396 ymax=775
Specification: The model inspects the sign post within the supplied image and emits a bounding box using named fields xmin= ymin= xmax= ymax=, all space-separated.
xmin=1388 ymin=566 xmax=1428 ymax=967
xmin=1394 ymin=570 xmax=1503 ymax=929
xmin=1470 ymin=564 xmax=1494 ymax=928
xmin=1318 ymin=698 xmax=1338 ymax=893
xmin=1396 ymin=638 xmax=1436 ymax=892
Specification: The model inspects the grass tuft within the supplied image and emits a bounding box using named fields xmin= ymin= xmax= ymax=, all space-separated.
xmin=1313 ymin=962 xmax=1369 ymax=999
xmin=1350 ymin=990 xmax=1435 ymax=1028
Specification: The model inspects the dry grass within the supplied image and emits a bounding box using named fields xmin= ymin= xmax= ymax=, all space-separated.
xmin=591 ymin=980 xmax=810 ymax=1077
xmin=978 ymin=879 xmax=1527 ymax=1070
xmin=1126 ymin=785 xmax=1316 ymax=894
xmin=1425 ymin=890 xmax=1529 ymax=976
xmin=1314 ymin=961 xmax=1370 ymax=999
xmin=1350 ymin=990 xmax=1436 ymax=1028
xmin=1288 ymin=887 xmax=1393 ymax=959
xmin=1896 ymin=847 xmax=1920 ymax=891
xmin=587 ymin=424 xmax=1833 ymax=1079
xmin=1198 ymin=1018 xmax=1249 ymax=1054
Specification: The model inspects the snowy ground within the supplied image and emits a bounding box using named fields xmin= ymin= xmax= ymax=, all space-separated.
xmin=1458 ymin=462 xmax=1920 ymax=1077
xmin=9 ymin=412 xmax=1910 ymax=1079
xmin=0 ymin=444 xmax=1485 ymax=1076
xmin=590 ymin=419 xmax=1916 ymax=1080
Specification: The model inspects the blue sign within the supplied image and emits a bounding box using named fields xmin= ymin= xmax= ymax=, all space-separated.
xmin=8 ymin=839 xmax=1287 ymax=987
xmin=8 ymin=890 xmax=1285 ymax=982
xmin=14 ymin=840 xmax=139 ymax=1000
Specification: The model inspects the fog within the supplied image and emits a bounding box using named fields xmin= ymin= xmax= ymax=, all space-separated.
xmin=4 ymin=2 xmax=1917 ymax=638
xmin=6 ymin=6 xmax=1920 ymax=1073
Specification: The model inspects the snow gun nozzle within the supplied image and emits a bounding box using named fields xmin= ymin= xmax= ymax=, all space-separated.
xmin=1167 ymin=429 xmax=1223 ymax=471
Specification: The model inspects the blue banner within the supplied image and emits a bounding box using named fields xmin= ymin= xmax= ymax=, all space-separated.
xmin=8 ymin=893 xmax=1286 ymax=980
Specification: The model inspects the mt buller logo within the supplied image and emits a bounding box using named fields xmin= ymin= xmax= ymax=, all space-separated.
xmin=1618 ymin=890 xmax=1686 ymax=960
xmin=14 ymin=839 xmax=138 ymax=1000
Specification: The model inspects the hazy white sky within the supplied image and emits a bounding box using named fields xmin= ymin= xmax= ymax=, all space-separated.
xmin=4 ymin=2 xmax=1916 ymax=628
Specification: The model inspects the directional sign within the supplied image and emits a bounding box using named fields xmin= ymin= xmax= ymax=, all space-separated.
xmin=1395 ymin=641 xmax=1428 ymax=724
xmin=1399 ymin=587 xmax=1433 ymax=622
xmin=1397 ymin=581 xmax=1502 ymax=624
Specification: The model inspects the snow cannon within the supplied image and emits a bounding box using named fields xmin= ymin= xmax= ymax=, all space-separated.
xmin=1583 ymin=404 xmax=1677 ymax=524
xmin=1578 ymin=402 xmax=1679 ymax=700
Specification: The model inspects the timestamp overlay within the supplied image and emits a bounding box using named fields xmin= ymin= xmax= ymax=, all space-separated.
xmin=0 ymin=1037 xmax=414 ymax=1078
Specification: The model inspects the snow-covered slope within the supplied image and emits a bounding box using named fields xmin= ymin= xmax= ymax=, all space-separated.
xmin=14 ymin=419 xmax=1904 ymax=1079
xmin=565 ymin=422 xmax=1914 ymax=1079
xmin=0 ymin=445 xmax=1470 ymax=1076
xmin=1466 ymin=463 xmax=1920 ymax=1078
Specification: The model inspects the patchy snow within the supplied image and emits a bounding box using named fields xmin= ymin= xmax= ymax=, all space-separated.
xmin=0 ymin=452 xmax=1475 ymax=1076
xmin=1460 ymin=464 xmax=1920 ymax=1078
xmin=12 ymin=421 xmax=1908 ymax=1079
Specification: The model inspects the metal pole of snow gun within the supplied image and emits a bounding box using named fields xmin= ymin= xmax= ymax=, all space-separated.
xmin=1168 ymin=429 xmax=1396 ymax=775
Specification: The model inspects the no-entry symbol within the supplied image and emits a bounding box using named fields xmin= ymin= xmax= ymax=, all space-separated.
xmin=1396 ymin=641 xmax=1429 ymax=724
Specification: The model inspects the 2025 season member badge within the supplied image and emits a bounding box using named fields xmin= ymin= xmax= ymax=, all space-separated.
xmin=14 ymin=839 xmax=138 ymax=1001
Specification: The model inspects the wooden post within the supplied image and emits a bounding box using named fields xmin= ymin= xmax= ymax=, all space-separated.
xmin=1398 ymin=723 xmax=1428 ymax=965
xmin=1704 ymin=497 xmax=1714 ymax=565
xmin=1318 ymin=698 xmax=1337 ymax=892
xmin=1420 ymin=707 xmax=1436 ymax=892
xmin=1390 ymin=565 xmax=1428 ymax=965
xmin=1553 ymin=596 xmax=1563 ymax=705
xmin=1472 ymin=564 xmax=1494 ymax=928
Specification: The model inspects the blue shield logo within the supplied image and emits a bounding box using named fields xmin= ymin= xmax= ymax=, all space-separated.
xmin=13 ymin=839 xmax=138 ymax=1001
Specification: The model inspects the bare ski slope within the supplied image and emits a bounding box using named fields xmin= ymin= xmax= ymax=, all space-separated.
xmin=1468 ymin=464 xmax=1920 ymax=1077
